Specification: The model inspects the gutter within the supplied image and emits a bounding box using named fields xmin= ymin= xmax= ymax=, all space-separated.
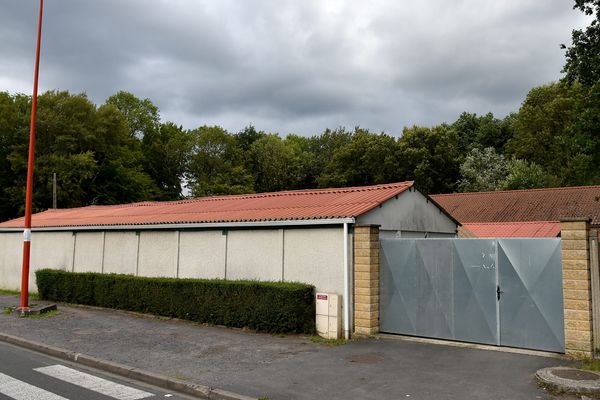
xmin=0 ymin=218 xmax=355 ymax=232
xmin=343 ymin=222 xmax=350 ymax=339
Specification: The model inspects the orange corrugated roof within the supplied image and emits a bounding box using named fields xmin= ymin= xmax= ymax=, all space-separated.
xmin=462 ymin=221 xmax=561 ymax=238
xmin=0 ymin=182 xmax=414 ymax=228
xmin=432 ymin=185 xmax=600 ymax=226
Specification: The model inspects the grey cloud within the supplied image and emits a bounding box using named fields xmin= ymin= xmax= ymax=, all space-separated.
xmin=0 ymin=0 xmax=591 ymax=137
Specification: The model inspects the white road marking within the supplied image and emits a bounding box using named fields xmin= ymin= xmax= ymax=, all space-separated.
xmin=34 ymin=365 xmax=154 ymax=400
xmin=0 ymin=371 xmax=69 ymax=400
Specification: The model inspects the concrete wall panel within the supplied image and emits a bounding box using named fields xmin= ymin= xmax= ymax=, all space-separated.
xmin=1 ymin=232 xmax=74 ymax=291
xmin=284 ymin=227 xmax=344 ymax=294
xmin=103 ymin=232 xmax=138 ymax=275
xmin=73 ymin=232 xmax=104 ymax=273
xmin=0 ymin=233 xmax=25 ymax=290
xmin=227 ymin=230 xmax=283 ymax=281
xmin=137 ymin=231 xmax=178 ymax=277
xmin=178 ymin=231 xmax=226 ymax=279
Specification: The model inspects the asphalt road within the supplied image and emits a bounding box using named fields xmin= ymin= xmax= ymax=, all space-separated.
xmin=0 ymin=341 xmax=190 ymax=400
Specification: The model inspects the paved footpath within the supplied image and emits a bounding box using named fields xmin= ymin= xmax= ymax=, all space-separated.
xmin=0 ymin=295 xmax=566 ymax=399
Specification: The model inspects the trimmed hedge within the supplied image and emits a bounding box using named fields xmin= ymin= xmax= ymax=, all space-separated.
xmin=36 ymin=269 xmax=315 ymax=333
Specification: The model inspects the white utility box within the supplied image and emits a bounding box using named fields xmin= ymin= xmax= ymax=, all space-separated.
xmin=315 ymin=292 xmax=342 ymax=339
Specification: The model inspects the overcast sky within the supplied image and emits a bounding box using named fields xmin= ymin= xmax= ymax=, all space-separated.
xmin=0 ymin=1 xmax=591 ymax=136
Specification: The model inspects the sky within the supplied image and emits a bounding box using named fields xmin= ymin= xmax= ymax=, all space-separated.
xmin=0 ymin=1 xmax=592 ymax=137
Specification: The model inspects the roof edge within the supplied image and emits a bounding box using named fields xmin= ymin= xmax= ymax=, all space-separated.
xmin=431 ymin=184 xmax=600 ymax=198
xmin=0 ymin=218 xmax=356 ymax=232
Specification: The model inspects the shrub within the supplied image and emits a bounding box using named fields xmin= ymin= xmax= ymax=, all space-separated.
xmin=36 ymin=269 xmax=315 ymax=333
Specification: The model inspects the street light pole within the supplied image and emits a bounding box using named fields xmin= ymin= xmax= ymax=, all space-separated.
xmin=17 ymin=0 xmax=44 ymax=312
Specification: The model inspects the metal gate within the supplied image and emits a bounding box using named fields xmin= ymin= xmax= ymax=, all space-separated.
xmin=380 ymin=238 xmax=564 ymax=352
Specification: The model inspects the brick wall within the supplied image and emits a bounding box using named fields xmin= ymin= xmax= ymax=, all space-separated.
xmin=354 ymin=225 xmax=379 ymax=335
xmin=561 ymin=219 xmax=593 ymax=356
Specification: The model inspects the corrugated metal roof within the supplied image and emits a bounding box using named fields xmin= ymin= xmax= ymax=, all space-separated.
xmin=431 ymin=185 xmax=600 ymax=226
xmin=0 ymin=181 xmax=414 ymax=228
xmin=462 ymin=221 xmax=561 ymax=238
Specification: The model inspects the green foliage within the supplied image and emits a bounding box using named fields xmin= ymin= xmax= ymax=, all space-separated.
xmin=36 ymin=269 xmax=316 ymax=333
xmin=397 ymin=124 xmax=460 ymax=194
xmin=249 ymin=134 xmax=309 ymax=192
xmin=457 ymin=147 xmax=509 ymax=192
xmin=105 ymin=91 xmax=160 ymax=138
xmin=319 ymin=128 xmax=400 ymax=188
xmin=500 ymin=159 xmax=556 ymax=190
xmin=187 ymin=125 xmax=254 ymax=196
xmin=452 ymin=112 xmax=515 ymax=153
xmin=309 ymin=336 xmax=349 ymax=346
xmin=562 ymin=0 xmax=600 ymax=86
xmin=2 ymin=91 xmax=157 ymax=216
xmin=506 ymin=82 xmax=600 ymax=186
xmin=141 ymin=122 xmax=190 ymax=200
xmin=235 ymin=125 xmax=266 ymax=152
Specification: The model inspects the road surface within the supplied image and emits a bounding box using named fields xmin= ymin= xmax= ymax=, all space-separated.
xmin=0 ymin=341 xmax=191 ymax=400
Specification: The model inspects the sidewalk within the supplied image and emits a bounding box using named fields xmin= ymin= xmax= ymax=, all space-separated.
xmin=0 ymin=295 xmax=561 ymax=399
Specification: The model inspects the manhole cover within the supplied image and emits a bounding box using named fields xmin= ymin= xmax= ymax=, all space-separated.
xmin=347 ymin=353 xmax=384 ymax=364
xmin=553 ymin=369 xmax=600 ymax=381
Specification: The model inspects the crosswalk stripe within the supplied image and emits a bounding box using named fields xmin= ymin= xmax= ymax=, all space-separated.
xmin=0 ymin=371 xmax=69 ymax=400
xmin=34 ymin=365 xmax=154 ymax=400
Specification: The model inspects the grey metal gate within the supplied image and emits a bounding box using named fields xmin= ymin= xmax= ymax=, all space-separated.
xmin=380 ymin=238 xmax=564 ymax=352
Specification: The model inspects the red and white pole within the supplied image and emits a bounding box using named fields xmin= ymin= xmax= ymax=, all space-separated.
xmin=17 ymin=0 xmax=44 ymax=312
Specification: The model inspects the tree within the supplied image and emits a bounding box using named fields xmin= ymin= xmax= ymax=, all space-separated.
xmin=307 ymin=127 xmax=353 ymax=187
xmin=5 ymin=91 xmax=157 ymax=214
xmin=283 ymin=134 xmax=316 ymax=189
xmin=235 ymin=125 xmax=266 ymax=152
xmin=249 ymin=134 xmax=300 ymax=192
xmin=457 ymin=147 xmax=509 ymax=192
xmin=452 ymin=112 xmax=479 ymax=154
xmin=452 ymin=112 xmax=514 ymax=154
xmin=187 ymin=125 xmax=253 ymax=196
xmin=105 ymin=91 xmax=160 ymax=138
xmin=506 ymin=82 xmax=599 ymax=186
xmin=0 ymin=92 xmax=30 ymax=220
xmin=318 ymin=128 xmax=400 ymax=188
xmin=562 ymin=0 xmax=600 ymax=86
xmin=141 ymin=122 xmax=190 ymax=200
xmin=500 ymin=159 xmax=556 ymax=190
xmin=397 ymin=124 xmax=460 ymax=194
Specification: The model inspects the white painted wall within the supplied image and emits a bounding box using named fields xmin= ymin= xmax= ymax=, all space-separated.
xmin=0 ymin=226 xmax=346 ymax=295
xmin=73 ymin=232 xmax=104 ymax=273
xmin=0 ymin=232 xmax=73 ymax=291
xmin=103 ymin=232 xmax=138 ymax=275
xmin=137 ymin=231 xmax=178 ymax=277
xmin=0 ymin=232 xmax=24 ymax=291
xmin=284 ymin=228 xmax=344 ymax=294
xmin=226 ymin=229 xmax=283 ymax=281
xmin=178 ymin=230 xmax=226 ymax=279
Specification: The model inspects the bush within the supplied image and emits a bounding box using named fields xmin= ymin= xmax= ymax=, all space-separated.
xmin=36 ymin=269 xmax=315 ymax=334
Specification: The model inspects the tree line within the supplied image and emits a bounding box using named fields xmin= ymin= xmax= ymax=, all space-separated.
xmin=0 ymin=0 xmax=598 ymax=222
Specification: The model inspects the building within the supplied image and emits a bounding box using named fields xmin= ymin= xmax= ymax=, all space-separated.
xmin=431 ymin=185 xmax=600 ymax=238
xmin=0 ymin=181 xmax=458 ymax=337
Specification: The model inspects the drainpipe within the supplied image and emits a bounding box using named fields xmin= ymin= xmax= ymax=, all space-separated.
xmin=343 ymin=222 xmax=350 ymax=339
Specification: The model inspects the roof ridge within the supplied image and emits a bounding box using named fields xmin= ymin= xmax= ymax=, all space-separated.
xmin=124 ymin=181 xmax=414 ymax=207
xmin=463 ymin=220 xmax=560 ymax=225
xmin=432 ymin=185 xmax=600 ymax=197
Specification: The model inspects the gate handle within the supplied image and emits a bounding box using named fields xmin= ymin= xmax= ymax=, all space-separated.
xmin=497 ymin=285 xmax=504 ymax=301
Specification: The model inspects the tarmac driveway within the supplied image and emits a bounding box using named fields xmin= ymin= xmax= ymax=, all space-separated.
xmin=0 ymin=294 xmax=561 ymax=399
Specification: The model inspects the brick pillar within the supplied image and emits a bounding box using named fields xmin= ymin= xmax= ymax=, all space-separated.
xmin=354 ymin=225 xmax=379 ymax=335
xmin=561 ymin=218 xmax=593 ymax=357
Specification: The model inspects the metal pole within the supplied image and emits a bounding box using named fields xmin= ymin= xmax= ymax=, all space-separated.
xmin=52 ymin=172 xmax=57 ymax=209
xmin=17 ymin=0 xmax=44 ymax=312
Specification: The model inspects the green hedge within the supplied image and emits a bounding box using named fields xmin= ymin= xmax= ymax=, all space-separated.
xmin=36 ymin=269 xmax=315 ymax=333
